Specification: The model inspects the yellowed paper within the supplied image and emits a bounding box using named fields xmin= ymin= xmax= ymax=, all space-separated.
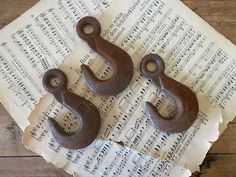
xmin=0 ymin=0 xmax=236 ymax=176
xmin=0 ymin=0 xmax=112 ymax=129
xmin=24 ymin=90 xmax=221 ymax=176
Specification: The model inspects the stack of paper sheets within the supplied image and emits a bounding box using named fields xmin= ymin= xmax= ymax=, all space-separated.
xmin=1 ymin=0 xmax=236 ymax=176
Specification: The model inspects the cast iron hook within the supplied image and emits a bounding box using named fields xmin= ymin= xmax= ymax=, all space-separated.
xmin=77 ymin=16 xmax=134 ymax=96
xmin=42 ymin=69 xmax=101 ymax=149
xmin=140 ymin=54 xmax=199 ymax=133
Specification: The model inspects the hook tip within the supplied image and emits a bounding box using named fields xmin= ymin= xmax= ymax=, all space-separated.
xmin=47 ymin=117 xmax=55 ymax=126
xmin=47 ymin=117 xmax=62 ymax=134
xmin=81 ymin=64 xmax=89 ymax=72
xmin=145 ymin=101 xmax=156 ymax=113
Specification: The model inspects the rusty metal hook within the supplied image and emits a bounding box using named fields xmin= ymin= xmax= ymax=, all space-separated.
xmin=140 ymin=54 xmax=199 ymax=133
xmin=76 ymin=16 xmax=134 ymax=96
xmin=42 ymin=69 xmax=101 ymax=149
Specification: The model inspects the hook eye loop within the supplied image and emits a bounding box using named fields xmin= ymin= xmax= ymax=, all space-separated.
xmin=42 ymin=69 xmax=67 ymax=94
xmin=76 ymin=16 xmax=101 ymax=41
xmin=140 ymin=54 xmax=165 ymax=79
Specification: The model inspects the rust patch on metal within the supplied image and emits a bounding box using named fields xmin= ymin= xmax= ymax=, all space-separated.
xmin=140 ymin=54 xmax=199 ymax=133
xmin=77 ymin=16 xmax=134 ymax=96
xmin=42 ymin=69 xmax=101 ymax=149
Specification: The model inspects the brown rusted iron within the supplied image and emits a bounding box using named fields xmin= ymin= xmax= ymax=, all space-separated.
xmin=140 ymin=54 xmax=199 ymax=133
xmin=77 ymin=16 xmax=134 ymax=96
xmin=42 ymin=69 xmax=101 ymax=149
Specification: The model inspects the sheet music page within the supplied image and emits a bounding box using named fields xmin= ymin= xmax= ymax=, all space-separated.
xmin=1 ymin=0 xmax=235 ymax=176
xmin=21 ymin=0 xmax=236 ymax=176
xmin=0 ymin=0 xmax=112 ymax=129
xmin=24 ymin=92 xmax=221 ymax=176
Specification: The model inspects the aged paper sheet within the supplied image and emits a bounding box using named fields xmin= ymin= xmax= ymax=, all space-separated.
xmin=1 ymin=0 xmax=236 ymax=176
xmin=0 ymin=0 xmax=112 ymax=129
xmin=24 ymin=93 xmax=221 ymax=176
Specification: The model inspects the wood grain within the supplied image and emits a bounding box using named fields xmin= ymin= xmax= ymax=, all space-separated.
xmin=182 ymin=0 xmax=236 ymax=45
xmin=0 ymin=0 xmax=235 ymax=176
xmin=0 ymin=157 xmax=71 ymax=177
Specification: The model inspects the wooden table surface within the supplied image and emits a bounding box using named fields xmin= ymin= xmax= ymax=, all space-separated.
xmin=0 ymin=0 xmax=236 ymax=176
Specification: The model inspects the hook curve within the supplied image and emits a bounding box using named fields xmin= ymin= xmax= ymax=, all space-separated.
xmin=140 ymin=54 xmax=199 ymax=133
xmin=42 ymin=69 xmax=101 ymax=149
xmin=77 ymin=16 xmax=134 ymax=96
